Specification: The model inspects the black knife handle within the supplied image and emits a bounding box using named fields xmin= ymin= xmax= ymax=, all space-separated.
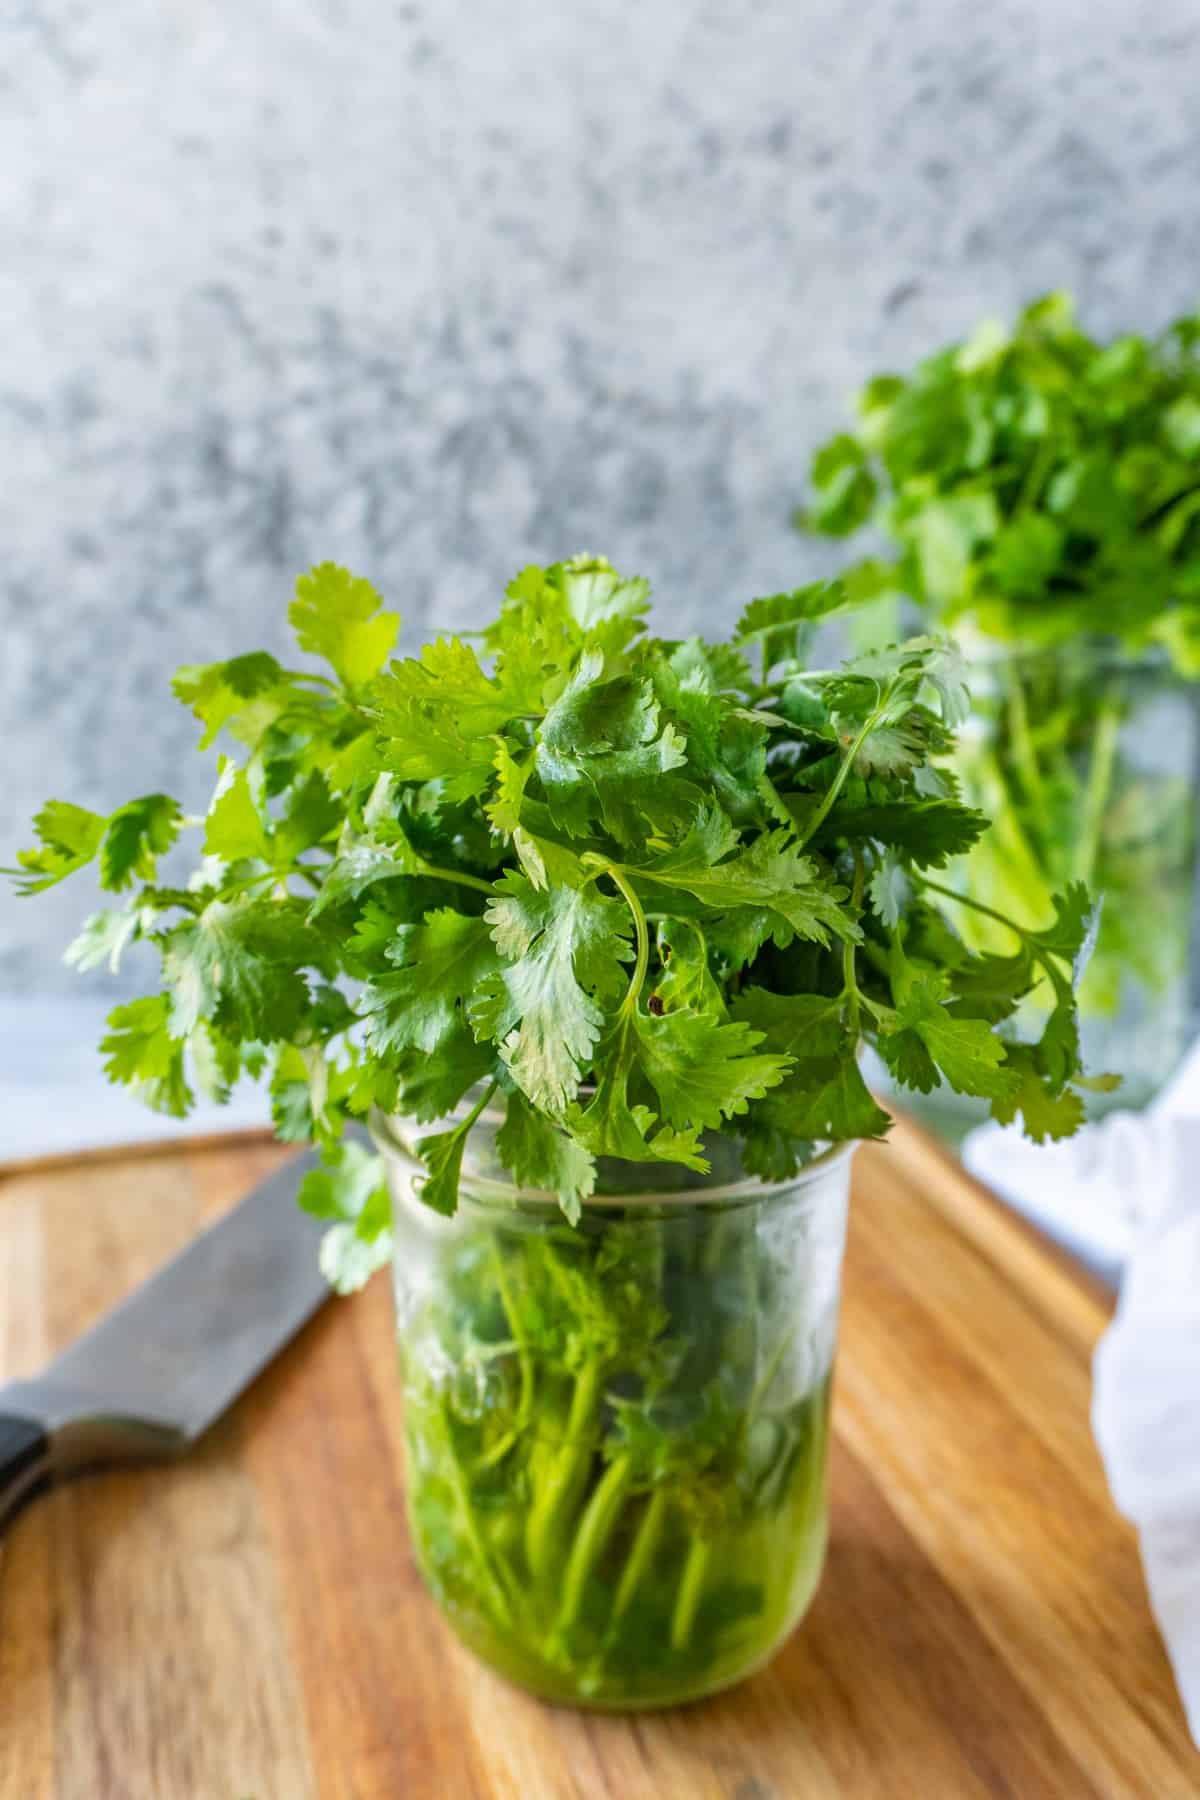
xmin=0 ymin=1412 xmax=50 ymax=1531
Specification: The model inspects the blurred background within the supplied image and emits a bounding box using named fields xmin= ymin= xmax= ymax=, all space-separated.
xmin=4 ymin=0 xmax=1199 ymax=1151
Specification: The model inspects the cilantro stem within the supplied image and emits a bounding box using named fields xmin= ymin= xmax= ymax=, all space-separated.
xmin=432 ymin=1391 xmax=516 ymax=1627
xmin=916 ymin=873 xmax=1027 ymax=941
xmin=1073 ymin=685 xmax=1121 ymax=887
xmin=1001 ymin=662 xmax=1050 ymax=835
xmin=525 ymin=1356 xmax=606 ymax=1584
xmin=671 ymin=1537 xmax=712 ymax=1650
xmin=415 ymin=859 xmax=495 ymax=896
xmin=610 ymin=1487 xmax=668 ymax=1627
xmin=916 ymin=874 xmax=1066 ymax=984
xmin=556 ymin=1452 xmax=634 ymax=1636
xmin=793 ymin=704 xmax=884 ymax=849
xmin=843 ymin=850 xmax=866 ymax=1037
xmin=605 ymin=864 xmax=650 ymax=1012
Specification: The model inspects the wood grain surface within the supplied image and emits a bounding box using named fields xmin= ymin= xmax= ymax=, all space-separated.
xmin=0 ymin=1124 xmax=1195 ymax=1800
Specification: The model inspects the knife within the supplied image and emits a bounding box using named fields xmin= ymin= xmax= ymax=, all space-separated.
xmin=0 ymin=1152 xmax=331 ymax=1533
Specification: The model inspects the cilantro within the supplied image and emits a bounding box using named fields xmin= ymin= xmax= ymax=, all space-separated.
xmin=10 ymin=551 xmax=1094 ymax=1264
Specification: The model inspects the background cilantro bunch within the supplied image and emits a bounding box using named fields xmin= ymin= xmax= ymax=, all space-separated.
xmin=9 ymin=554 xmax=1097 ymax=1286
xmin=797 ymin=294 xmax=1200 ymax=1095
xmin=799 ymin=290 xmax=1200 ymax=666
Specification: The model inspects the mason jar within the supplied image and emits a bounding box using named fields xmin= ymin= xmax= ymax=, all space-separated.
xmin=897 ymin=640 xmax=1198 ymax=1139
xmin=372 ymin=1100 xmax=854 ymax=1710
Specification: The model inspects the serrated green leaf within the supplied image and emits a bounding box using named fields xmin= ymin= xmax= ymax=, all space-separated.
xmin=805 ymin=797 xmax=987 ymax=867
xmin=734 ymin=581 xmax=848 ymax=671
xmin=308 ymin=834 xmax=424 ymax=917
xmin=64 ymin=906 xmax=142 ymax=974
xmin=495 ymin=1090 xmax=596 ymax=1223
xmin=298 ymin=1140 xmax=393 ymax=1291
xmin=7 ymin=800 xmax=107 ymax=895
xmin=535 ymin=653 xmax=691 ymax=844
xmin=867 ymin=849 xmax=907 ymax=928
xmin=172 ymin=651 xmax=288 ymax=748
xmin=203 ymin=764 xmax=269 ymax=862
xmin=361 ymin=909 xmax=499 ymax=1057
xmin=633 ymin=1010 xmax=791 ymax=1129
xmin=882 ymin=975 xmax=1018 ymax=1100
xmin=750 ymin=1050 xmax=890 ymax=1142
xmin=162 ymin=896 xmax=322 ymax=1041
xmin=635 ymin=811 xmax=857 ymax=948
xmin=470 ymin=875 xmax=631 ymax=1112
xmin=290 ymin=563 xmax=400 ymax=687
xmin=99 ymin=794 xmax=183 ymax=891
xmin=100 ymin=994 xmax=193 ymax=1116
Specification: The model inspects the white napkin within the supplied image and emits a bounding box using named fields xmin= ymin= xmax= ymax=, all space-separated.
xmin=964 ymin=1047 xmax=1200 ymax=1747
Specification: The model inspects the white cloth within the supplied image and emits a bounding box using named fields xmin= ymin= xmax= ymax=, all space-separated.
xmin=965 ymin=1046 xmax=1200 ymax=1746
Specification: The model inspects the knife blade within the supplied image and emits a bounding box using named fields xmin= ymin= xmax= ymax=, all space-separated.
xmin=0 ymin=1151 xmax=331 ymax=1532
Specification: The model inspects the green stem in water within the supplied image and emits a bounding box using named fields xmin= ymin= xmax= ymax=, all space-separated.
xmin=1001 ymin=661 xmax=1050 ymax=841
xmin=609 ymin=1487 xmax=669 ymax=1628
xmin=525 ymin=1357 xmax=606 ymax=1584
xmin=433 ymin=1393 xmax=516 ymax=1627
xmin=1073 ymin=687 xmax=1122 ymax=887
xmin=556 ymin=1453 xmax=634 ymax=1636
xmin=671 ymin=1537 xmax=713 ymax=1651
xmin=471 ymin=1242 xmax=536 ymax=1472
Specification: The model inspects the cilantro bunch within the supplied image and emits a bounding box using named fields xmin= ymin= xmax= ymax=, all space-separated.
xmin=9 ymin=555 xmax=1097 ymax=1282
xmin=799 ymin=291 xmax=1200 ymax=664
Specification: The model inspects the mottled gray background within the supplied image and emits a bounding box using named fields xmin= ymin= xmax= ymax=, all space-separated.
xmin=4 ymin=0 xmax=1200 ymax=1009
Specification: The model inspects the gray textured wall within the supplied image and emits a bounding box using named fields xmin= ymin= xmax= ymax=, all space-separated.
xmin=5 ymin=0 xmax=1200 ymax=997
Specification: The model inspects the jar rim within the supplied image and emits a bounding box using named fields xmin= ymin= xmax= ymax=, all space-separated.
xmin=368 ymin=1103 xmax=858 ymax=1209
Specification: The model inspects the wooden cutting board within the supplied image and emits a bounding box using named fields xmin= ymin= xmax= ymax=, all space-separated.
xmin=1 ymin=1124 xmax=1196 ymax=1800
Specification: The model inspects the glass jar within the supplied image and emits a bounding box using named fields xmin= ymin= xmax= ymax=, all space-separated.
xmin=898 ymin=641 xmax=1198 ymax=1139
xmin=373 ymin=1101 xmax=854 ymax=1711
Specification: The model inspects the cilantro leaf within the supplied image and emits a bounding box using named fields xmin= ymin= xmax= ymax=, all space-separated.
xmin=308 ymin=834 xmax=424 ymax=916
xmin=633 ymin=1011 xmax=792 ymax=1130
xmin=566 ymin=1015 xmax=709 ymax=1172
xmin=470 ymin=874 xmax=631 ymax=1112
xmin=361 ymin=909 xmax=500 ymax=1056
xmin=100 ymin=794 xmax=183 ymax=891
xmin=298 ymin=1139 xmax=393 ymax=1291
xmin=290 ymin=563 xmax=400 ymax=687
xmin=806 ymin=798 xmax=987 ymax=867
xmin=100 ymin=995 xmax=193 ymax=1116
xmin=64 ymin=905 xmax=143 ymax=974
xmin=535 ymin=652 xmax=690 ymax=844
xmin=734 ymin=581 xmax=848 ymax=672
xmin=203 ymin=764 xmax=270 ymax=862
xmin=495 ymin=1090 xmax=597 ymax=1224
xmin=172 ymin=651 xmax=288 ymax=748
xmin=634 ymin=810 xmax=857 ymax=949
xmin=749 ymin=1051 xmax=891 ymax=1142
xmin=880 ymin=975 xmax=1019 ymax=1100
xmin=7 ymin=800 xmax=107 ymax=894
xmin=372 ymin=638 xmax=524 ymax=794
xmin=162 ymin=896 xmax=324 ymax=1041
